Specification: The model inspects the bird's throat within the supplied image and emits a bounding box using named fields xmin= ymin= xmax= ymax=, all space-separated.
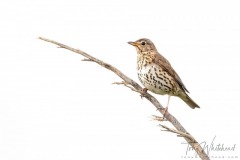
xmin=137 ymin=54 xmax=153 ymax=70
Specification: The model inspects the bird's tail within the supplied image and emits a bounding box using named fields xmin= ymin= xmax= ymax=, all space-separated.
xmin=179 ymin=92 xmax=200 ymax=109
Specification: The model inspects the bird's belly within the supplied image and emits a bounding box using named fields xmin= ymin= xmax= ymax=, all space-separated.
xmin=137 ymin=65 xmax=174 ymax=95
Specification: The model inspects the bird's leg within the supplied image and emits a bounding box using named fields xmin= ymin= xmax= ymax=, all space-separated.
xmin=163 ymin=95 xmax=171 ymax=118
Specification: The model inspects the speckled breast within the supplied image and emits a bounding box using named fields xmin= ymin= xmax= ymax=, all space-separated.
xmin=137 ymin=64 xmax=176 ymax=95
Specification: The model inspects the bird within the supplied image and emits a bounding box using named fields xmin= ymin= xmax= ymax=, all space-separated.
xmin=128 ymin=38 xmax=200 ymax=115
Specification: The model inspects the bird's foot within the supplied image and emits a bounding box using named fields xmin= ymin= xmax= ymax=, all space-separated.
xmin=140 ymin=88 xmax=148 ymax=99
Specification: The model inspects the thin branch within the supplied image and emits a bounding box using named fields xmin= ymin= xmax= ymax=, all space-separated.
xmin=112 ymin=81 xmax=147 ymax=98
xmin=38 ymin=37 xmax=210 ymax=160
xmin=151 ymin=115 xmax=166 ymax=121
xmin=112 ymin=81 xmax=138 ymax=92
xmin=82 ymin=58 xmax=93 ymax=62
xmin=159 ymin=124 xmax=196 ymax=142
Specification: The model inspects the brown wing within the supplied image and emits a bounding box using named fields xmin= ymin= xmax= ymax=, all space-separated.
xmin=153 ymin=52 xmax=189 ymax=93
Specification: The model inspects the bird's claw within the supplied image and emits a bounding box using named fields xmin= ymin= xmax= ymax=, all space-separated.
xmin=140 ymin=88 xmax=148 ymax=99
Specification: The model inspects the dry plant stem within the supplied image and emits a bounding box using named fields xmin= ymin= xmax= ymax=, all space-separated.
xmin=159 ymin=124 xmax=196 ymax=142
xmin=112 ymin=81 xmax=140 ymax=93
xmin=151 ymin=115 xmax=167 ymax=121
xmin=112 ymin=81 xmax=147 ymax=99
xmin=38 ymin=37 xmax=210 ymax=160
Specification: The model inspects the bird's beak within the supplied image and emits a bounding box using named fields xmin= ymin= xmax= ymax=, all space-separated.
xmin=128 ymin=41 xmax=138 ymax=46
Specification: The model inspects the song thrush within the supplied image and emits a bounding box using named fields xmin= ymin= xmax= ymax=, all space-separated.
xmin=128 ymin=38 xmax=200 ymax=114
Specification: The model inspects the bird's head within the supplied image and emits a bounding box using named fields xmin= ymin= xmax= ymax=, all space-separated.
xmin=128 ymin=38 xmax=156 ymax=53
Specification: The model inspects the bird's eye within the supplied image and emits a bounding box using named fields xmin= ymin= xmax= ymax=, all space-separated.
xmin=141 ymin=41 xmax=146 ymax=45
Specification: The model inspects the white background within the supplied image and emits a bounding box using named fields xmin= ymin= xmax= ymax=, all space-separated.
xmin=1 ymin=0 xmax=240 ymax=159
